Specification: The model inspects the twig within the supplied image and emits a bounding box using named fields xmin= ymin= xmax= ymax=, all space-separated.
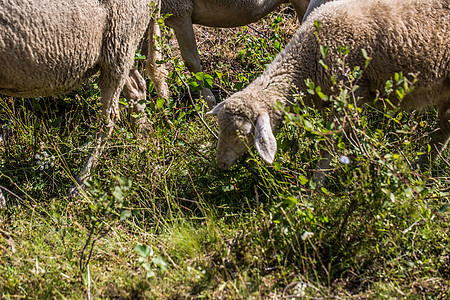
xmin=247 ymin=24 xmax=270 ymax=40
xmin=173 ymin=67 xmax=218 ymax=140
xmin=434 ymin=144 xmax=450 ymax=167
xmin=79 ymin=221 xmax=95 ymax=274
xmin=87 ymin=264 xmax=92 ymax=300
xmin=398 ymin=148 xmax=413 ymax=168
xmin=0 ymin=184 xmax=25 ymax=202
xmin=79 ymin=211 xmax=111 ymax=275
xmin=431 ymin=208 xmax=447 ymax=222
xmin=225 ymin=230 xmax=241 ymax=264
xmin=163 ymin=155 xmax=175 ymax=176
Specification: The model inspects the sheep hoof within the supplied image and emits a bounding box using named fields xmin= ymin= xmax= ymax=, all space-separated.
xmin=135 ymin=120 xmax=153 ymax=143
xmin=68 ymin=174 xmax=90 ymax=198
xmin=201 ymin=88 xmax=216 ymax=110
xmin=68 ymin=182 xmax=85 ymax=198
xmin=311 ymin=171 xmax=327 ymax=188
xmin=155 ymin=81 xmax=170 ymax=100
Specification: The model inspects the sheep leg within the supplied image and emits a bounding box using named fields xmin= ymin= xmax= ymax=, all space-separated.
xmin=146 ymin=16 xmax=170 ymax=100
xmin=312 ymin=148 xmax=332 ymax=186
xmin=312 ymin=135 xmax=342 ymax=187
xmin=415 ymin=100 xmax=450 ymax=169
xmin=301 ymin=0 xmax=333 ymax=23
xmin=289 ymin=0 xmax=312 ymax=23
xmin=123 ymin=67 xmax=150 ymax=135
xmin=68 ymin=78 xmax=123 ymax=197
xmin=167 ymin=17 xmax=216 ymax=109
xmin=311 ymin=113 xmax=349 ymax=186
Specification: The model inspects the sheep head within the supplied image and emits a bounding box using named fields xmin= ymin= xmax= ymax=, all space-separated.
xmin=207 ymin=97 xmax=277 ymax=169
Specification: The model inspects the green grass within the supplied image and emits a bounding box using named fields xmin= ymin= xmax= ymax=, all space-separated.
xmin=1 ymin=9 xmax=449 ymax=299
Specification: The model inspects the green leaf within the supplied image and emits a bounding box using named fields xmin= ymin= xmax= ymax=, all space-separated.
xmin=222 ymin=185 xmax=234 ymax=192
xmin=319 ymin=59 xmax=329 ymax=70
xmin=273 ymin=162 xmax=281 ymax=171
xmin=130 ymin=112 xmax=140 ymax=119
xmin=156 ymin=97 xmax=165 ymax=108
xmin=119 ymin=177 xmax=132 ymax=191
xmin=283 ymin=196 xmax=298 ymax=207
xmin=302 ymin=118 xmax=313 ymax=131
xmin=361 ymin=48 xmax=369 ymax=60
xmin=67 ymin=248 xmax=73 ymax=260
xmin=202 ymin=74 xmax=214 ymax=89
xmin=321 ymin=187 xmax=330 ymax=195
xmin=142 ymin=262 xmax=151 ymax=272
xmin=152 ymin=256 xmax=167 ymax=272
xmin=298 ymin=175 xmax=308 ymax=185
xmin=135 ymin=244 xmax=153 ymax=258
xmin=135 ymin=52 xmax=146 ymax=60
xmin=396 ymin=88 xmax=405 ymax=100
xmin=314 ymin=20 xmax=322 ymax=31
xmin=315 ymin=86 xmax=326 ymax=99
xmin=319 ymin=45 xmax=329 ymax=59
xmin=274 ymin=40 xmax=281 ymax=50
xmin=112 ymin=186 xmax=123 ymax=201
xmin=439 ymin=203 xmax=450 ymax=214
xmin=120 ymin=210 xmax=131 ymax=221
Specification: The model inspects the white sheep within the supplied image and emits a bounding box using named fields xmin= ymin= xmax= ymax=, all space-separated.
xmin=207 ymin=0 xmax=450 ymax=178
xmin=0 ymin=0 xmax=162 ymax=195
xmin=146 ymin=0 xmax=313 ymax=109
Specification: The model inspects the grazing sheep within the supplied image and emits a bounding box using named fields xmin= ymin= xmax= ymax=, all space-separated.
xmin=146 ymin=0 xmax=312 ymax=109
xmin=207 ymin=0 xmax=450 ymax=178
xmin=0 ymin=0 xmax=162 ymax=195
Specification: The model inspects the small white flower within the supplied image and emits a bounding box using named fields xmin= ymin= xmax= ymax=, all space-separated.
xmin=293 ymin=282 xmax=307 ymax=297
xmin=199 ymin=142 xmax=212 ymax=154
xmin=339 ymin=155 xmax=351 ymax=164
xmin=301 ymin=231 xmax=314 ymax=241
xmin=35 ymin=150 xmax=56 ymax=170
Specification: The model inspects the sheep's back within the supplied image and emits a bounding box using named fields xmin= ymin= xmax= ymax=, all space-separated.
xmin=0 ymin=0 xmax=107 ymax=97
xmin=290 ymin=0 xmax=450 ymax=109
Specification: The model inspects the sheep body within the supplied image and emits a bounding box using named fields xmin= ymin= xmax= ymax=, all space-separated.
xmin=208 ymin=0 xmax=450 ymax=171
xmin=0 ymin=0 xmax=160 ymax=195
xmin=163 ymin=0 xmax=307 ymax=27
xmin=0 ymin=0 xmax=105 ymax=97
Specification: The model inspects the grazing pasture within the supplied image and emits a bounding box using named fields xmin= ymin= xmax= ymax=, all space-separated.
xmin=0 ymin=5 xmax=449 ymax=299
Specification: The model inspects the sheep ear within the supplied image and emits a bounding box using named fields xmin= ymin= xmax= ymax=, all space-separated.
xmin=206 ymin=100 xmax=226 ymax=116
xmin=254 ymin=113 xmax=277 ymax=164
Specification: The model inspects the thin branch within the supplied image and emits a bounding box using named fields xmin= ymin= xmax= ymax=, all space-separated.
xmin=173 ymin=67 xmax=218 ymax=140
xmin=0 ymin=184 xmax=24 ymax=202
xmin=434 ymin=144 xmax=450 ymax=167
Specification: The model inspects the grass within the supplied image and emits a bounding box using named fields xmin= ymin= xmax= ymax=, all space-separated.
xmin=1 ymin=7 xmax=449 ymax=299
